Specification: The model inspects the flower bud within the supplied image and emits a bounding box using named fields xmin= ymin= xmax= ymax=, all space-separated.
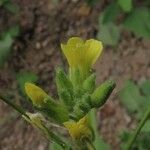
xmin=91 ymin=80 xmax=116 ymax=108
xmin=25 ymin=82 xmax=48 ymax=107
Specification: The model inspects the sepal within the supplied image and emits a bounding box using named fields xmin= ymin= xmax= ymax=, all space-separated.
xmin=70 ymin=94 xmax=92 ymax=121
xmin=82 ymin=74 xmax=96 ymax=94
xmin=59 ymin=89 xmax=74 ymax=111
xmin=56 ymin=68 xmax=73 ymax=91
xmin=35 ymin=97 xmax=69 ymax=124
xmin=56 ymin=68 xmax=74 ymax=104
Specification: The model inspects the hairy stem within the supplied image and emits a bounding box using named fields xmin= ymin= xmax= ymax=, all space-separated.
xmin=0 ymin=94 xmax=29 ymax=119
xmin=0 ymin=94 xmax=69 ymax=149
xmin=42 ymin=124 xmax=69 ymax=149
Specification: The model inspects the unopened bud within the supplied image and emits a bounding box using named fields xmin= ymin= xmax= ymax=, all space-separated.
xmin=91 ymin=80 xmax=115 ymax=108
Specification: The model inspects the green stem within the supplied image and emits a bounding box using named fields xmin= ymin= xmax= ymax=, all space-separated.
xmin=0 ymin=94 xmax=69 ymax=149
xmin=86 ymin=139 xmax=96 ymax=150
xmin=125 ymin=107 xmax=150 ymax=150
xmin=0 ymin=94 xmax=29 ymax=119
xmin=42 ymin=124 xmax=69 ymax=150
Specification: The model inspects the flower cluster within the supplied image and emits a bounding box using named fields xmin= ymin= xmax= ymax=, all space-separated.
xmin=24 ymin=37 xmax=115 ymax=145
xmin=1 ymin=37 xmax=115 ymax=150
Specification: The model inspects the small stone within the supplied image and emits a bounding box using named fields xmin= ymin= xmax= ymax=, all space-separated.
xmin=42 ymin=39 xmax=49 ymax=47
xmin=36 ymin=42 xmax=41 ymax=49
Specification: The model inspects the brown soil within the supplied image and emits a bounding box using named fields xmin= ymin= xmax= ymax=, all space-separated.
xmin=0 ymin=0 xmax=150 ymax=150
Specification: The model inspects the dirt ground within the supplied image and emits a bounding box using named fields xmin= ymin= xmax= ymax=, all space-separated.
xmin=0 ymin=0 xmax=150 ymax=150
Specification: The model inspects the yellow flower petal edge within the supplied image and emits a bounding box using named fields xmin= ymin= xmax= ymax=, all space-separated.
xmin=25 ymin=82 xmax=48 ymax=107
xmin=61 ymin=37 xmax=103 ymax=70
xmin=64 ymin=116 xmax=91 ymax=140
xmin=85 ymin=39 xmax=103 ymax=66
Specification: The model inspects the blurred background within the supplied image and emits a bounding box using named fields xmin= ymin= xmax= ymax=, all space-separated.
xmin=0 ymin=0 xmax=150 ymax=150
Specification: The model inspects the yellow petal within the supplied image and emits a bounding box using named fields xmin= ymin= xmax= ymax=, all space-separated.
xmin=64 ymin=116 xmax=91 ymax=140
xmin=61 ymin=37 xmax=84 ymax=68
xmin=61 ymin=37 xmax=103 ymax=80
xmin=85 ymin=39 xmax=103 ymax=66
xmin=61 ymin=43 xmax=74 ymax=67
xmin=25 ymin=82 xmax=48 ymax=107
xmin=67 ymin=37 xmax=84 ymax=47
xmin=64 ymin=121 xmax=79 ymax=138
xmin=78 ymin=116 xmax=87 ymax=125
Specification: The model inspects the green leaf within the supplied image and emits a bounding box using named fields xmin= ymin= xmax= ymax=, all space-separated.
xmin=118 ymin=0 xmax=132 ymax=12
xmin=49 ymin=142 xmax=62 ymax=150
xmin=132 ymin=132 xmax=150 ymax=150
xmin=1 ymin=26 xmax=20 ymax=38
xmin=0 ymin=0 xmax=7 ymax=6
xmin=0 ymin=34 xmax=13 ymax=67
xmin=121 ymin=131 xmax=150 ymax=150
xmin=119 ymin=80 xmax=142 ymax=113
xmin=102 ymin=3 xmax=121 ymax=24
xmin=141 ymin=120 xmax=150 ymax=132
xmin=16 ymin=72 xmax=38 ymax=96
xmin=123 ymin=8 xmax=150 ymax=38
xmin=140 ymin=80 xmax=150 ymax=97
xmin=0 ymin=26 xmax=20 ymax=67
xmin=97 ymin=18 xmax=120 ymax=46
xmin=119 ymin=80 xmax=150 ymax=119
xmin=8 ymin=26 xmax=20 ymax=37
xmin=94 ymin=135 xmax=110 ymax=150
xmin=4 ymin=1 xmax=19 ymax=14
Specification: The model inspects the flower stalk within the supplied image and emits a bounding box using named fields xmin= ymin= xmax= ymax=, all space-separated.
xmin=0 ymin=94 xmax=29 ymax=119
xmin=125 ymin=106 xmax=150 ymax=150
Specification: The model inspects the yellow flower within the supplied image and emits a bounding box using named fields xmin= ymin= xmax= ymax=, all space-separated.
xmin=25 ymin=82 xmax=48 ymax=107
xmin=64 ymin=116 xmax=91 ymax=140
xmin=61 ymin=37 xmax=103 ymax=71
